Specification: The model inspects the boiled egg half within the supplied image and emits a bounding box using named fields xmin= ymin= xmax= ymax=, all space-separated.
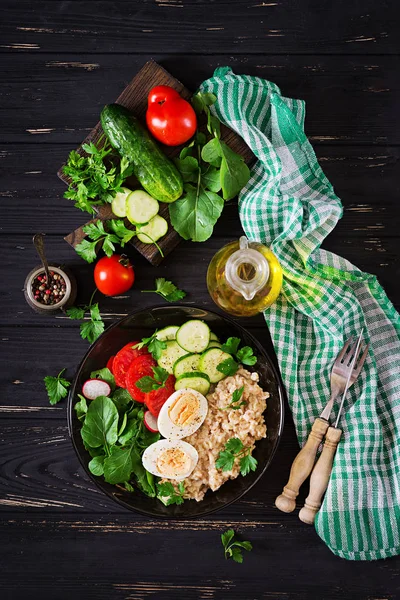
xmin=157 ymin=388 xmax=208 ymax=440
xmin=142 ymin=439 xmax=198 ymax=481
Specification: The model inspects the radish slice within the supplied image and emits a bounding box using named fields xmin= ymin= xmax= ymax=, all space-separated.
xmin=82 ymin=379 xmax=111 ymax=400
xmin=144 ymin=410 xmax=159 ymax=433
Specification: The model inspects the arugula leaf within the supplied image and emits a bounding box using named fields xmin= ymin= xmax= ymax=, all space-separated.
xmin=201 ymin=138 xmax=221 ymax=165
xmin=112 ymin=388 xmax=133 ymax=413
xmin=75 ymin=394 xmax=88 ymax=421
xmin=219 ymin=141 xmax=251 ymax=201
xmin=157 ymin=481 xmax=185 ymax=506
xmin=136 ymin=366 xmax=169 ymax=392
xmin=90 ymin=367 xmax=115 ymax=391
xmin=201 ymin=165 xmax=221 ymax=192
xmin=103 ymin=444 xmax=137 ymax=485
xmin=217 ymin=357 xmax=239 ymax=377
xmin=124 ymin=481 xmax=134 ymax=492
xmin=118 ymin=417 xmax=140 ymax=445
xmin=174 ymin=156 xmax=199 ymax=183
xmin=88 ymin=455 xmax=105 ymax=476
xmin=131 ymin=448 xmax=157 ymax=497
xmin=221 ymin=529 xmax=253 ymax=563
xmin=81 ymin=396 xmax=119 ymax=448
xmin=221 ymin=337 xmax=241 ymax=355
xmin=169 ymin=183 xmax=224 ymax=242
xmin=44 ymin=369 xmax=70 ymax=405
xmin=236 ymin=346 xmax=257 ymax=366
xmin=191 ymin=91 xmax=217 ymax=113
xmin=142 ymin=278 xmax=187 ymax=303
xmin=222 ymin=386 xmax=245 ymax=411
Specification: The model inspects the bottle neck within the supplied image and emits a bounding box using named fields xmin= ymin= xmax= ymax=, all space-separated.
xmin=225 ymin=237 xmax=270 ymax=301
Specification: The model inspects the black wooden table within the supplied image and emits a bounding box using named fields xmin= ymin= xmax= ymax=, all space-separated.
xmin=1 ymin=2 xmax=399 ymax=598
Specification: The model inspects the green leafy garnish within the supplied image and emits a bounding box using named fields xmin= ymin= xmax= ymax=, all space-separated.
xmin=63 ymin=139 xmax=133 ymax=214
xmin=133 ymin=332 xmax=167 ymax=361
xmin=90 ymin=367 xmax=115 ymax=391
xmin=75 ymin=394 xmax=88 ymax=421
xmin=81 ymin=396 xmax=119 ymax=449
xmin=75 ymin=219 xmax=133 ymax=264
xmin=221 ymin=386 xmax=245 ymax=411
xmin=221 ymin=337 xmax=257 ymax=367
xmin=141 ymin=278 xmax=187 ymax=303
xmin=157 ymin=481 xmax=185 ymax=506
xmin=215 ymin=438 xmax=258 ymax=477
xmin=221 ymin=337 xmax=241 ymax=355
xmin=217 ymin=357 xmax=239 ymax=377
xmin=44 ymin=368 xmax=71 ymax=405
xmin=221 ymin=529 xmax=253 ymax=563
xmin=66 ymin=290 xmax=105 ymax=344
xmin=136 ymin=366 xmax=169 ymax=392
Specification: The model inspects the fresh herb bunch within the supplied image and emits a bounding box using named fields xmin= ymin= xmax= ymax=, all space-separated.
xmin=44 ymin=368 xmax=70 ymax=405
xmin=215 ymin=437 xmax=258 ymax=477
xmin=221 ymin=529 xmax=253 ymax=563
xmin=66 ymin=290 xmax=105 ymax=344
xmin=157 ymin=481 xmax=185 ymax=506
xmin=77 ymin=368 xmax=159 ymax=494
xmin=141 ymin=278 xmax=186 ymax=303
xmin=221 ymin=386 xmax=245 ymax=411
xmin=75 ymin=219 xmax=163 ymax=264
xmin=133 ymin=332 xmax=167 ymax=361
xmin=170 ymin=92 xmax=250 ymax=242
xmin=63 ymin=139 xmax=133 ymax=214
xmin=136 ymin=366 xmax=169 ymax=393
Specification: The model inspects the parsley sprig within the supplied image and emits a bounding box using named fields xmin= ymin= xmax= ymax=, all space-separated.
xmin=75 ymin=219 xmax=136 ymax=264
xmin=141 ymin=278 xmax=186 ymax=303
xmin=221 ymin=337 xmax=257 ymax=366
xmin=44 ymin=368 xmax=71 ymax=405
xmin=157 ymin=481 xmax=185 ymax=506
xmin=221 ymin=386 xmax=245 ymax=411
xmin=136 ymin=366 xmax=169 ymax=393
xmin=221 ymin=529 xmax=252 ymax=563
xmin=133 ymin=332 xmax=167 ymax=361
xmin=215 ymin=438 xmax=258 ymax=477
xmin=66 ymin=290 xmax=105 ymax=344
xmin=63 ymin=139 xmax=133 ymax=214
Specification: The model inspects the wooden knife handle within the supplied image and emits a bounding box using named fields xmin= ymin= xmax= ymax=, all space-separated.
xmin=298 ymin=426 xmax=342 ymax=525
xmin=275 ymin=418 xmax=329 ymax=513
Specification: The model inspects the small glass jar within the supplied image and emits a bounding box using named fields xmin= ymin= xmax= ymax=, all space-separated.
xmin=24 ymin=265 xmax=77 ymax=315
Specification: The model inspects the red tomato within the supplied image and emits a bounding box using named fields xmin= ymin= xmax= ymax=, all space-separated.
xmin=145 ymin=374 xmax=176 ymax=417
xmin=113 ymin=342 xmax=149 ymax=388
xmin=126 ymin=354 xmax=157 ymax=403
xmin=106 ymin=355 xmax=115 ymax=374
xmin=94 ymin=255 xmax=135 ymax=297
xmin=146 ymin=85 xmax=197 ymax=146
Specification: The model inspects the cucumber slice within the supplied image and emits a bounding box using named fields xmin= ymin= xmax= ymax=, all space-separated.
xmin=157 ymin=340 xmax=188 ymax=374
xmin=137 ymin=215 xmax=168 ymax=244
xmin=199 ymin=348 xmax=233 ymax=383
xmin=176 ymin=320 xmax=210 ymax=353
xmin=111 ymin=187 xmax=131 ymax=217
xmin=126 ymin=190 xmax=159 ymax=225
xmin=175 ymin=372 xmax=211 ymax=395
xmin=173 ymin=353 xmax=200 ymax=378
xmin=210 ymin=332 xmax=219 ymax=341
xmin=156 ymin=325 xmax=179 ymax=342
xmin=206 ymin=341 xmax=222 ymax=349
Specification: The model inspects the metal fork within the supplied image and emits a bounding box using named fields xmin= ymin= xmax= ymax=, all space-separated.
xmin=275 ymin=333 xmax=370 ymax=513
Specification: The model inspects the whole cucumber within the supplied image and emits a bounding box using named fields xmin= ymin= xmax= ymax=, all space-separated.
xmin=101 ymin=104 xmax=183 ymax=203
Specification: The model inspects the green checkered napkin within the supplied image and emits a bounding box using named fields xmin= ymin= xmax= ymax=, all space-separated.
xmin=200 ymin=67 xmax=400 ymax=561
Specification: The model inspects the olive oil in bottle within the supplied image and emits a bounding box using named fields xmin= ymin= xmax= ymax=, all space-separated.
xmin=207 ymin=236 xmax=283 ymax=317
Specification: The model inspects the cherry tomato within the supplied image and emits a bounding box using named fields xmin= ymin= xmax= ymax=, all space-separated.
xmin=145 ymin=374 xmax=176 ymax=417
xmin=113 ymin=342 xmax=149 ymax=388
xmin=94 ymin=255 xmax=135 ymax=297
xmin=146 ymin=85 xmax=197 ymax=146
xmin=126 ymin=354 xmax=157 ymax=403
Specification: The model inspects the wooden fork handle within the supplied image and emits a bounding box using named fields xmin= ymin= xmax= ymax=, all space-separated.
xmin=275 ymin=418 xmax=329 ymax=513
xmin=298 ymin=426 xmax=342 ymax=525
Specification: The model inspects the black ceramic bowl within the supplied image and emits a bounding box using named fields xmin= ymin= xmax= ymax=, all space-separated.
xmin=68 ymin=305 xmax=285 ymax=518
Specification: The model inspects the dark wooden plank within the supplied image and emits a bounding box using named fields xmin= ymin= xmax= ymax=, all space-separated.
xmin=1 ymin=54 xmax=399 ymax=145
xmin=0 ymin=0 xmax=398 ymax=55
xmin=1 ymin=144 xmax=399 ymax=235
xmin=58 ymin=60 xmax=252 ymax=266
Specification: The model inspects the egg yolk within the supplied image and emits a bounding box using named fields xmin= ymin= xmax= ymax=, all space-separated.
xmin=156 ymin=447 xmax=192 ymax=478
xmin=168 ymin=392 xmax=200 ymax=427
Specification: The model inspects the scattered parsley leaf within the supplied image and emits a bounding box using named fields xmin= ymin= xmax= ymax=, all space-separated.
xmin=221 ymin=386 xmax=245 ymax=411
xmin=141 ymin=278 xmax=187 ymax=303
xmin=216 ymin=437 xmax=258 ymax=477
xmin=215 ymin=449 xmax=236 ymax=472
xmin=221 ymin=529 xmax=253 ymax=563
xmin=75 ymin=238 xmax=98 ymax=264
xmin=239 ymin=454 xmax=258 ymax=477
xmin=221 ymin=337 xmax=241 ymax=355
xmin=67 ymin=293 xmax=105 ymax=344
xmin=225 ymin=438 xmax=244 ymax=454
xmin=217 ymin=357 xmax=239 ymax=377
xmin=236 ymin=346 xmax=257 ymax=366
xmin=136 ymin=366 xmax=169 ymax=392
xmin=44 ymin=368 xmax=70 ymax=405
xmin=157 ymin=481 xmax=185 ymax=506
xmin=134 ymin=333 xmax=167 ymax=361
xmin=66 ymin=306 xmax=86 ymax=320
xmin=81 ymin=317 xmax=105 ymax=344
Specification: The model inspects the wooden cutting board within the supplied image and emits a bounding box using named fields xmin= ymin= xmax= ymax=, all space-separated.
xmin=58 ymin=60 xmax=253 ymax=266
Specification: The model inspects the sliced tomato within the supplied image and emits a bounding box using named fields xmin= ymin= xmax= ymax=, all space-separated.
xmin=106 ymin=355 xmax=115 ymax=373
xmin=145 ymin=374 xmax=176 ymax=417
xmin=113 ymin=342 xmax=149 ymax=388
xmin=125 ymin=354 xmax=157 ymax=403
